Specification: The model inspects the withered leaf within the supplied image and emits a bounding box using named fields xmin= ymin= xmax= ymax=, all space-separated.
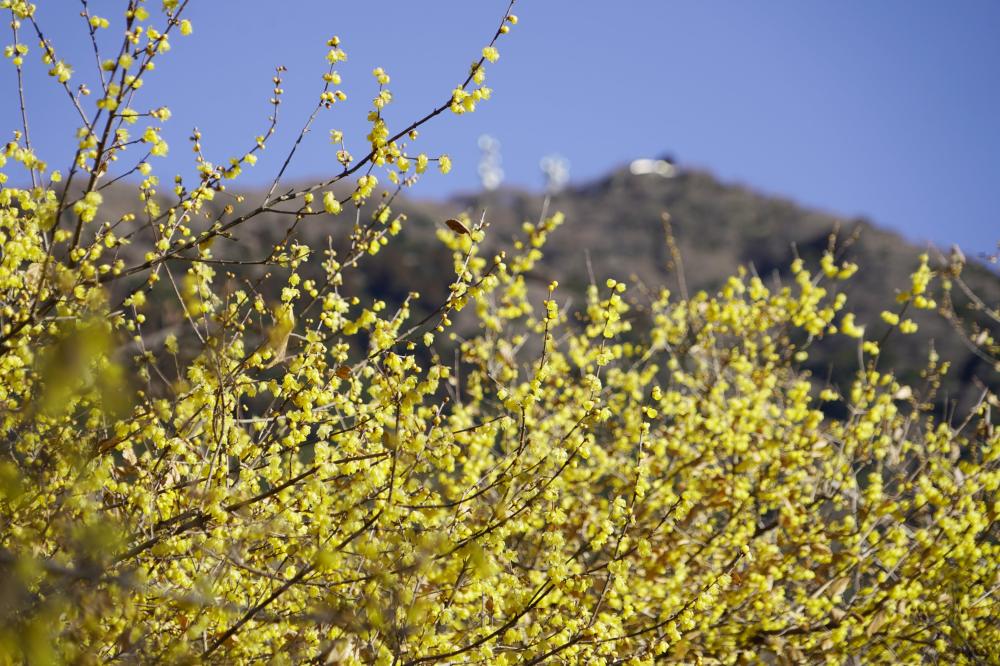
xmin=866 ymin=608 xmax=890 ymax=637
xmin=445 ymin=218 xmax=470 ymax=235
xmin=827 ymin=576 xmax=851 ymax=599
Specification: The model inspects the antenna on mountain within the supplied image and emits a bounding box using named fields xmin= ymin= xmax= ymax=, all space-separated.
xmin=477 ymin=134 xmax=504 ymax=191
xmin=540 ymin=154 xmax=570 ymax=194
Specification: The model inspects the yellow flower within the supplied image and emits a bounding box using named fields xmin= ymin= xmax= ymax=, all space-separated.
xmin=840 ymin=312 xmax=864 ymax=338
xmin=322 ymin=191 xmax=342 ymax=215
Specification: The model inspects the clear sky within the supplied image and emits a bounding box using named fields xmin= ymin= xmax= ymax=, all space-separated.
xmin=3 ymin=1 xmax=998 ymax=253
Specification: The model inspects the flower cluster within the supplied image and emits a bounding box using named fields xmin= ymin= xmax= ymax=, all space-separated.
xmin=1 ymin=2 xmax=997 ymax=665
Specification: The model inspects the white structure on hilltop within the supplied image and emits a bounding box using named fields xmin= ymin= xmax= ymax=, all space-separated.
xmin=540 ymin=154 xmax=570 ymax=194
xmin=477 ymin=134 xmax=504 ymax=191
xmin=629 ymin=158 xmax=677 ymax=178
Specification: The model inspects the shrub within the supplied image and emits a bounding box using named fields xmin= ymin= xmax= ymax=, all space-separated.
xmin=1 ymin=2 xmax=998 ymax=664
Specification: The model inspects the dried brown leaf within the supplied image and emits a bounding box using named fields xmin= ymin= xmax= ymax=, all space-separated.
xmin=445 ymin=218 xmax=470 ymax=235
xmin=866 ymin=608 xmax=890 ymax=637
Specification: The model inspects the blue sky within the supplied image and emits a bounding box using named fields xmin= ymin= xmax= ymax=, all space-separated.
xmin=2 ymin=1 xmax=998 ymax=253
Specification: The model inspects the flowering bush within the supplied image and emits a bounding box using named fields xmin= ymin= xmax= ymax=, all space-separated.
xmin=1 ymin=2 xmax=998 ymax=664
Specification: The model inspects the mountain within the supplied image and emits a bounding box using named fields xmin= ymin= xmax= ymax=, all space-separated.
xmin=453 ymin=167 xmax=999 ymax=409
xmin=96 ymin=164 xmax=1000 ymax=412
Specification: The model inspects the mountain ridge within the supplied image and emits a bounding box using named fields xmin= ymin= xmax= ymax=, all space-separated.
xmin=94 ymin=162 xmax=999 ymax=410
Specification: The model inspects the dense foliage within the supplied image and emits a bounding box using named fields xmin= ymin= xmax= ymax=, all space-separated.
xmin=1 ymin=2 xmax=998 ymax=664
